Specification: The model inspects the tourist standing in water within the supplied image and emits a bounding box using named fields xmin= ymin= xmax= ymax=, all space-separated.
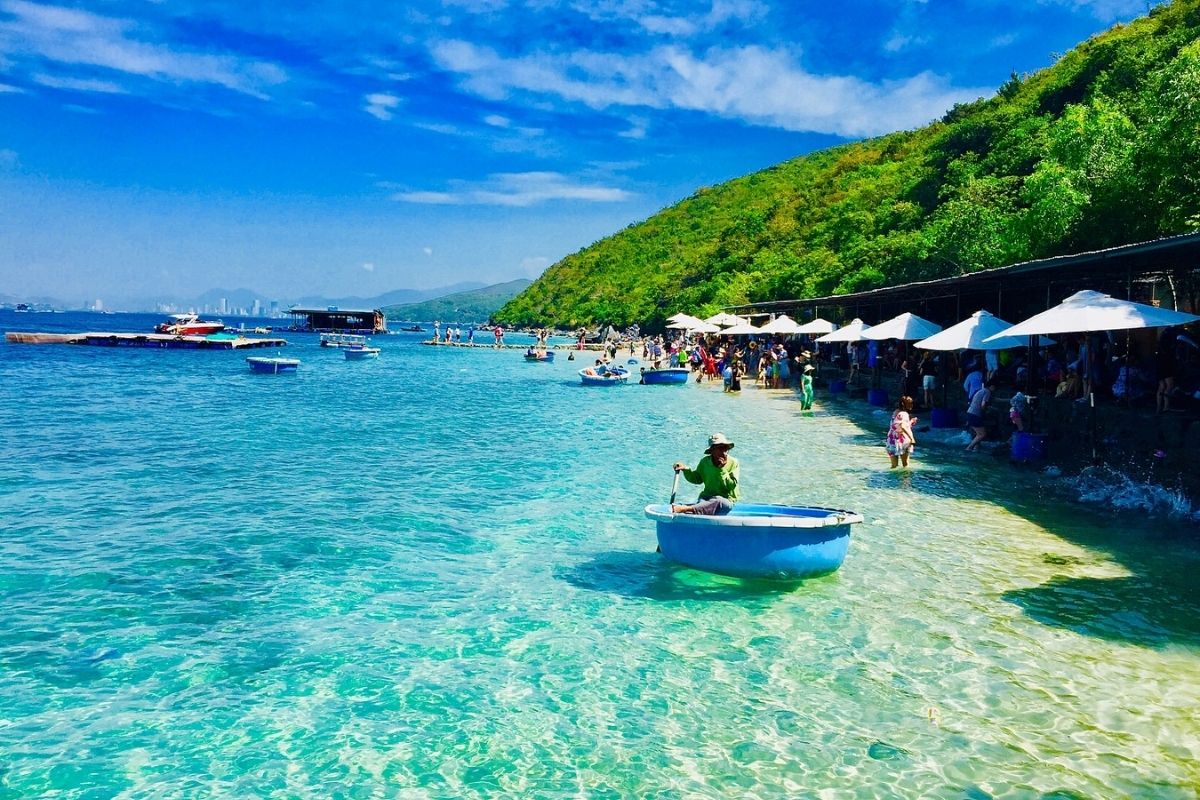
xmin=672 ymin=434 xmax=739 ymax=515
xmin=966 ymin=379 xmax=996 ymax=451
xmin=886 ymin=396 xmax=917 ymax=468
xmin=800 ymin=364 xmax=815 ymax=410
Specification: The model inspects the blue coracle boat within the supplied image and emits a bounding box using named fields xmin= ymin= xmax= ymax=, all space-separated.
xmin=246 ymin=356 xmax=300 ymax=374
xmin=523 ymin=349 xmax=555 ymax=362
xmin=579 ymin=365 xmax=629 ymax=385
xmin=639 ymin=367 xmax=690 ymax=384
xmin=643 ymin=503 xmax=863 ymax=580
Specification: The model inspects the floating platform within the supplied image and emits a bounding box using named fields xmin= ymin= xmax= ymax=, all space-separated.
xmin=5 ymin=331 xmax=289 ymax=350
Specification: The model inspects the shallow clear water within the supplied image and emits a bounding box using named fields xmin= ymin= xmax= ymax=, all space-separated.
xmin=2 ymin=311 xmax=1199 ymax=798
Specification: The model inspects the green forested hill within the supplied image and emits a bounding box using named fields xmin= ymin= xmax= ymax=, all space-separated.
xmin=494 ymin=0 xmax=1200 ymax=329
xmin=382 ymin=279 xmax=532 ymax=323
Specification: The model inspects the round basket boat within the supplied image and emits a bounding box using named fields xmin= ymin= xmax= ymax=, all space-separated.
xmin=579 ymin=366 xmax=629 ymax=385
xmin=639 ymin=367 xmax=690 ymax=385
xmin=644 ymin=503 xmax=863 ymax=580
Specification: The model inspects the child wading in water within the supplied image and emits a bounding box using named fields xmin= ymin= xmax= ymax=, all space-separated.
xmin=886 ymin=395 xmax=918 ymax=468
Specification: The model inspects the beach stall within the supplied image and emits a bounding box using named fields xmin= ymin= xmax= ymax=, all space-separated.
xmin=861 ymin=313 xmax=943 ymax=407
xmin=987 ymin=290 xmax=1200 ymax=464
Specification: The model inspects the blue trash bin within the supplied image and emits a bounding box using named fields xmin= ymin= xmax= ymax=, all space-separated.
xmin=1011 ymin=432 xmax=1047 ymax=462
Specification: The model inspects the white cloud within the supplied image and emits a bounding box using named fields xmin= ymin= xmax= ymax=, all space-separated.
xmin=362 ymin=262 xmax=375 ymax=272
xmin=431 ymin=40 xmax=989 ymax=138
xmin=0 ymin=0 xmax=288 ymax=99
xmin=32 ymin=72 xmax=126 ymax=93
xmin=364 ymin=92 xmax=401 ymax=120
xmin=423 ymin=247 xmax=433 ymax=256
xmin=483 ymin=113 xmax=510 ymax=127
xmin=519 ymin=255 xmax=551 ymax=276
xmin=0 ymin=81 xmax=23 ymax=92
xmin=392 ymin=171 xmax=633 ymax=207
xmin=414 ymin=121 xmax=463 ymax=136
xmin=0 ymin=148 xmax=18 ymax=168
xmin=619 ymin=116 xmax=648 ymax=139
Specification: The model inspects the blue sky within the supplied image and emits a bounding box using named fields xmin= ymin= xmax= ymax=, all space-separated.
xmin=0 ymin=0 xmax=1155 ymax=307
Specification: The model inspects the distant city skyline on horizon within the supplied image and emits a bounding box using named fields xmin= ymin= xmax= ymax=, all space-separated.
xmin=1 ymin=0 xmax=1161 ymax=302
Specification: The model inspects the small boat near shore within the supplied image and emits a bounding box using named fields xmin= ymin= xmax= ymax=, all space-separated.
xmin=579 ymin=365 xmax=629 ymax=385
xmin=644 ymin=503 xmax=863 ymax=580
xmin=344 ymin=345 xmax=380 ymax=360
xmin=524 ymin=349 xmax=555 ymax=362
xmin=639 ymin=367 xmax=690 ymax=385
xmin=247 ymin=356 xmax=300 ymax=374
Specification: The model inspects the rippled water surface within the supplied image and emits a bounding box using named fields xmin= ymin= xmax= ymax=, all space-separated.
xmin=2 ymin=311 xmax=1199 ymax=798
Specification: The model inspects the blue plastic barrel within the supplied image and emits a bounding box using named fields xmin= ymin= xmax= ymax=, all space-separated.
xmin=829 ymin=379 xmax=847 ymax=395
xmin=1011 ymin=432 xmax=1047 ymax=462
xmin=868 ymin=388 xmax=889 ymax=407
xmin=930 ymin=407 xmax=959 ymax=428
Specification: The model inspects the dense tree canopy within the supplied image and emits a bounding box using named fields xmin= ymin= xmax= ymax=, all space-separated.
xmin=493 ymin=0 xmax=1200 ymax=330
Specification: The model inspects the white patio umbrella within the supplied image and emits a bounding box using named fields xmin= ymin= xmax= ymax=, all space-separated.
xmin=916 ymin=310 xmax=1053 ymax=351
xmin=985 ymin=290 xmax=1200 ymax=339
xmin=666 ymin=312 xmax=693 ymax=323
xmin=720 ymin=321 xmax=762 ymax=335
xmin=686 ymin=320 xmax=722 ymax=334
xmin=794 ymin=318 xmax=835 ymax=335
xmin=861 ymin=312 xmax=942 ymax=341
xmin=666 ymin=314 xmax=705 ymax=329
xmin=816 ymin=319 xmax=872 ymax=343
xmin=758 ymin=314 xmax=802 ymax=334
xmin=705 ymin=312 xmax=748 ymax=327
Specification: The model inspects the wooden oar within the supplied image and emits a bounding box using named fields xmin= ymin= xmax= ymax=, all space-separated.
xmin=669 ymin=468 xmax=681 ymax=506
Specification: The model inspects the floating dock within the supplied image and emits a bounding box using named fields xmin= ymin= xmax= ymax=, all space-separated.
xmin=5 ymin=332 xmax=289 ymax=349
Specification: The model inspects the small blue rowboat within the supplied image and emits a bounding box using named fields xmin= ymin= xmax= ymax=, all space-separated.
xmin=639 ymin=367 xmax=690 ymax=385
xmin=643 ymin=503 xmax=863 ymax=580
xmin=579 ymin=365 xmax=629 ymax=386
xmin=524 ymin=349 xmax=555 ymax=362
xmin=247 ymin=356 xmax=299 ymax=374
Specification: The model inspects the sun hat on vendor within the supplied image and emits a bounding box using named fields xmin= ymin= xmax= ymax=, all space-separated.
xmin=705 ymin=433 xmax=735 ymax=453
xmin=804 ymin=364 xmax=815 ymax=373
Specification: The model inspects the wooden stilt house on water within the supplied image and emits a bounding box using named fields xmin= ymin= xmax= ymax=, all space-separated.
xmin=287 ymin=307 xmax=388 ymax=335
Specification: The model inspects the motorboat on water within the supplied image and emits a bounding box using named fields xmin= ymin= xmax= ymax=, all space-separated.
xmin=344 ymin=345 xmax=381 ymax=360
xmin=644 ymin=503 xmax=863 ymax=580
xmin=320 ymin=333 xmax=367 ymax=348
xmin=155 ymin=313 xmax=225 ymax=336
xmin=246 ymin=356 xmax=300 ymax=374
xmin=639 ymin=366 xmax=690 ymax=385
xmin=579 ymin=365 xmax=629 ymax=385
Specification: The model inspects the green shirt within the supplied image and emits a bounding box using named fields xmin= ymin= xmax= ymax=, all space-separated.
xmin=682 ymin=455 xmax=740 ymax=501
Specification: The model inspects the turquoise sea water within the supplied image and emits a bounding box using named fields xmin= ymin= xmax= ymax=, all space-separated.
xmin=1 ymin=311 xmax=1198 ymax=799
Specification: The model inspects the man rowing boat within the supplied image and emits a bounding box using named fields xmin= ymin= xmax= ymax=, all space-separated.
xmin=671 ymin=433 xmax=739 ymax=515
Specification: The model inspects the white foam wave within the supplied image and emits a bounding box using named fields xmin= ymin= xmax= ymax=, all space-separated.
xmin=1065 ymin=466 xmax=1198 ymax=521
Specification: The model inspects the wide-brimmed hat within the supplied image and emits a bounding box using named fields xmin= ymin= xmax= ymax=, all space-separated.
xmin=803 ymin=364 xmax=815 ymax=372
xmin=801 ymin=350 xmax=812 ymax=357
xmin=705 ymin=432 xmax=735 ymax=453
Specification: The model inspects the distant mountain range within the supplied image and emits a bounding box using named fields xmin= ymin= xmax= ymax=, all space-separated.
xmin=2 ymin=282 xmax=492 ymax=313
xmin=177 ymin=283 xmax=491 ymax=312
xmin=381 ymin=279 xmax=533 ymax=323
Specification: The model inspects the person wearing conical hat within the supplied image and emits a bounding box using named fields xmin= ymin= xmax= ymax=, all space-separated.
xmin=800 ymin=363 xmax=815 ymax=410
xmin=671 ymin=434 xmax=739 ymax=515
